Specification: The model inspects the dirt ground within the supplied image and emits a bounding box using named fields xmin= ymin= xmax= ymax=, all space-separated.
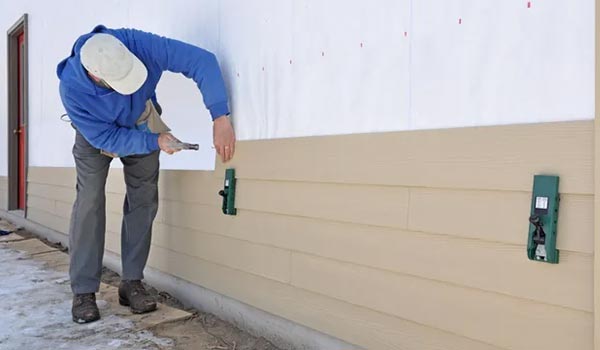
xmin=1 ymin=219 xmax=283 ymax=350
xmin=101 ymin=267 xmax=280 ymax=350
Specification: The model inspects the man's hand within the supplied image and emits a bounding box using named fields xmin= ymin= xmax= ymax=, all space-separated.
xmin=158 ymin=133 xmax=181 ymax=155
xmin=213 ymin=115 xmax=236 ymax=162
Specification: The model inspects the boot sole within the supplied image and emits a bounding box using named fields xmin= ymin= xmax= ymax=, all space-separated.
xmin=72 ymin=315 xmax=100 ymax=324
xmin=119 ymin=296 xmax=157 ymax=314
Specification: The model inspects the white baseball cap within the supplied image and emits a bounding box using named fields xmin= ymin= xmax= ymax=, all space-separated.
xmin=80 ymin=33 xmax=148 ymax=95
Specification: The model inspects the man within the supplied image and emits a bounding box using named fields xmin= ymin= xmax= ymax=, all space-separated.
xmin=57 ymin=25 xmax=235 ymax=323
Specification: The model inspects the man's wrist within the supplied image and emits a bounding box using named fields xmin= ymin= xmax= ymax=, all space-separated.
xmin=213 ymin=115 xmax=229 ymax=123
xmin=209 ymin=101 xmax=230 ymax=120
xmin=146 ymin=132 xmax=160 ymax=151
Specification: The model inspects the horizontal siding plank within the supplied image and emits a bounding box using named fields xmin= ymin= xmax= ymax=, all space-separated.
xmin=54 ymin=200 xmax=73 ymax=219
xmin=30 ymin=120 xmax=595 ymax=197
xmin=27 ymin=195 xmax=56 ymax=216
xmin=1 ymin=177 xmax=8 ymax=210
xmin=107 ymin=169 xmax=221 ymax=198
xmin=107 ymin=180 xmax=169 ymax=223
xmin=106 ymin=219 xmax=291 ymax=283
xmin=106 ymin=192 xmax=125 ymax=215
xmin=291 ymin=253 xmax=592 ymax=350
xmin=0 ymin=190 xmax=7 ymax=210
xmin=557 ymin=194 xmax=595 ymax=253
xmin=105 ymin=231 xmax=121 ymax=254
xmin=28 ymin=167 xmax=76 ymax=187
xmin=106 ymin=169 xmax=126 ymax=194
xmin=0 ymin=176 xmax=8 ymax=191
xmin=28 ymin=182 xmax=76 ymax=203
xmin=144 ymin=244 xmax=506 ymax=350
xmin=237 ymin=180 xmax=410 ymax=229
xmin=107 ymin=204 xmax=164 ymax=232
xmin=409 ymin=189 xmax=593 ymax=254
xmin=157 ymin=200 xmax=222 ymax=233
xmin=154 ymin=201 xmax=592 ymax=311
xmin=27 ymin=207 xmax=70 ymax=234
xmin=220 ymin=121 xmax=593 ymax=194
xmin=28 ymin=183 xmax=123 ymax=218
xmin=28 ymin=168 xmax=218 ymax=208
xmin=151 ymin=223 xmax=291 ymax=283
xmin=29 ymin=167 xmax=126 ymax=193
xmin=158 ymin=170 xmax=223 ymax=205
xmin=106 ymin=213 xmax=121 ymax=234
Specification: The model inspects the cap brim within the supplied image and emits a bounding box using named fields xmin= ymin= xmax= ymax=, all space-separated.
xmin=105 ymin=54 xmax=148 ymax=95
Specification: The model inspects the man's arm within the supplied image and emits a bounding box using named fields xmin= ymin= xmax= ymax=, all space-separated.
xmin=125 ymin=29 xmax=230 ymax=120
xmin=123 ymin=29 xmax=236 ymax=162
xmin=60 ymin=86 xmax=160 ymax=156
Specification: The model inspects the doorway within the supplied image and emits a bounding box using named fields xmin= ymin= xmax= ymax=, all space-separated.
xmin=7 ymin=14 xmax=28 ymax=212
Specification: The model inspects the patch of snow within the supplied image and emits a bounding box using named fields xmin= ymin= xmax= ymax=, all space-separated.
xmin=0 ymin=246 xmax=174 ymax=349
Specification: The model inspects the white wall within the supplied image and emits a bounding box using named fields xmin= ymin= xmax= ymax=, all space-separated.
xmin=0 ymin=0 xmax=217 ymax=173
xmin=0 ymin=0 xmax=595 ymax=173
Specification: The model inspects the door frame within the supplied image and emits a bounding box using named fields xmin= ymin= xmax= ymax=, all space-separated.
xmin=6 ymin=14 xmax=28 ymax=212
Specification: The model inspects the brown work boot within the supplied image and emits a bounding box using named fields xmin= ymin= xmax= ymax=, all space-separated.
xmin=118 ymin=280 xmax=157 ymax=314
xmin=72 ymin=293 xmax=100 ymax=324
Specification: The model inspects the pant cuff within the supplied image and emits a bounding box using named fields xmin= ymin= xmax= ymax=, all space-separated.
xmin=121 ymin=272 xmax=144 ymax=281
xmin=71 ymin=284 xmax=100 ymax=295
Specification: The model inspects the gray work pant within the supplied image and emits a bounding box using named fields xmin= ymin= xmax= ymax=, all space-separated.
xmin=69 ymin=129 xmax=159 ymax=294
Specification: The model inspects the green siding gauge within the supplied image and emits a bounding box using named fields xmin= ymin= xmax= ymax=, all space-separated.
xmin=527 ymin=175 xmax=560 ymax=264
xmin=218 ymin=168 xmax=237 ymax=216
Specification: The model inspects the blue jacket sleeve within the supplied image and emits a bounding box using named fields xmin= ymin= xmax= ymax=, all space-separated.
xmin=60 ymin=85 xmax=160 ymax=156
xmin=125 ymin=29 xmax=230 ymax=120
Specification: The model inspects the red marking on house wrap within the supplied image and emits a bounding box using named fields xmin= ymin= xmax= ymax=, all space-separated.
xmin=459 ymin=18 xmax=462 ymax=24
xmin=527 ymin=2 xmax=531 ymax=8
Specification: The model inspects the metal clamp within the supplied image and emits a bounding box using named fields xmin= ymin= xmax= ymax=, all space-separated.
xmin=218 ymin=168 xmax=237 ymax=215
xmin=527 ymin=175 xmax=560 ymax=263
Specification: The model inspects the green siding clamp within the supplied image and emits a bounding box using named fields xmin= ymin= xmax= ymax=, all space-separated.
xmin=219 ymin=168 xmax=237 ymax=215
xmin=527 ymin=175 xmax=560 ymax=264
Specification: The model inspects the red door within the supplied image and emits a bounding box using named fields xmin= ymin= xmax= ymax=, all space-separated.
xmin=16 ymin=32 xmax=25 ymax=209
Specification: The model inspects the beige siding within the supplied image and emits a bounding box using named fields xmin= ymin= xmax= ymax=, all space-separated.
xmin=25 ymin=120 xmax=594 ymax=350
xmin=593 ymin=3 xmax=600 ymax=348
xmin=27 ymin=183 xmax=75 ymax=203
xmin=27 ymin=207 xmax=70 ymax=234
xmin=0 ymin=176 xmax=7 ymax=210
xmin=142 ymin=244 xmax=508 ymax=350
xmin=237 ymin=181 xmax=411 ymax=229
xmin=409 ymin=188 xmax=593 ymax=253
xmin=222 ymin=120 xmax=593 ymax=194
xmin=291 ymin=253 xmax=592 ymax=350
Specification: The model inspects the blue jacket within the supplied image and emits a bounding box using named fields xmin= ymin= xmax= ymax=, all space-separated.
xmin=57 ymin=25 xmax=230 ymax=156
